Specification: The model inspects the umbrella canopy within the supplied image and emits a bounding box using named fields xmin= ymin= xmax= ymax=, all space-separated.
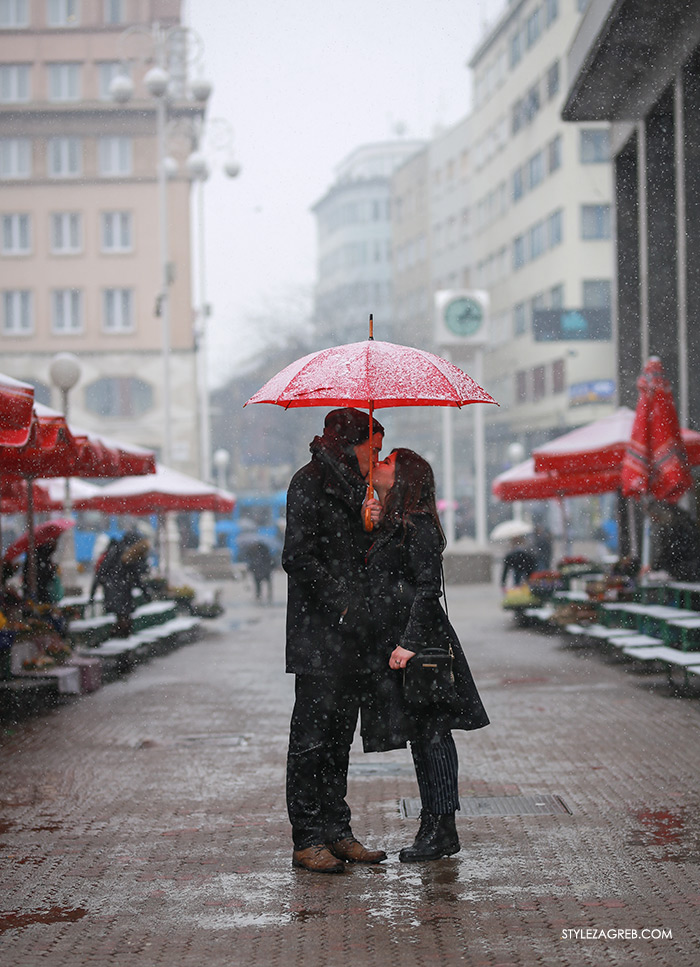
xmin=532 ymin=406 xmax=700 ymax=475
xmin=73 ymin=464 xmax=236 ymax=515
xmin=621 ymin=357 xmax=692 ymax=501
xmin=246 ymin=322 xmax=498 ymax=529
xmin=0 ymin=477 xmax=54 ymax=515
xmin=489 ymin=519 xmax=533 ymax=542
xmin=245 ymin=338 xmax=498 ymax=410
xmin=4 ymin=518 xmax=74 ymax=562
xmin=0 ymin=373 xmax=35 ymax=447
xmin=492 ymin=457 xmax=622 ymax=502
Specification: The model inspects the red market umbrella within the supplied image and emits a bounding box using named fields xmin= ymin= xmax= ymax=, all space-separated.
xmin=245 ymin=317 xmax=498 ymax=526
xmin=492 ymin=458 xmax=622 ymax=502
xmin=621 ymin=357 xmax=692 ymax=502
xmin=532 ymin=407 xmax=700 ymax=475
xmin=0 ymin=477 xmax=54 ymax=515
xmin=4 ymin=518 xmax=74 ymax=562
xmin=73 ymin=464 xmax=236 ymax=516
xmin=0 ymin=373 xmax=35 ymax=447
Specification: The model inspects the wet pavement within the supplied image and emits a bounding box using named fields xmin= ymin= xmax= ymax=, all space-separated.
xmin=1 ymin=571 xmax=700 ymax=966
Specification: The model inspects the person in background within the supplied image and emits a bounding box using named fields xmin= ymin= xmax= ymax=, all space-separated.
xmin=90 ymin=531 xmax=151 ymax=637
xmin=500 ymin=536 xmax=537 ymax=591
xmin=242 ymin=539 xmax=274 ymax=603
xmin=647 ymin=500 xmax=700 ymax=582
xmin=364 ymin=449 xmax=489 ymax=862
xmin=282 ymin=407 xmax=387 ymax=874
xmin=530 ymin=519 xmax=552 ymax=572
xmin=23 ymin=539 xmax=61 ymax=605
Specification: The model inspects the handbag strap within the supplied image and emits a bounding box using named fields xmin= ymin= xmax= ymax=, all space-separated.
xmin=440 ymin=560 xmax=455 ymax=660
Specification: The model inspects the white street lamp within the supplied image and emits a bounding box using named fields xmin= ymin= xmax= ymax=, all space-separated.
xmin=187 ymin=118 xmax=240 ymax=484
xmin=507 ymin=441 xmax=526 ymax=523
xmin=110 ymin=24 xmax=213 ymax=468
xmin=49 ymin=352 xmax=82 ymax=582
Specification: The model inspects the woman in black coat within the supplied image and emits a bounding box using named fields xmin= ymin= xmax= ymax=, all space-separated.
xmin=363 ymin=448 xmax=489 ymax=862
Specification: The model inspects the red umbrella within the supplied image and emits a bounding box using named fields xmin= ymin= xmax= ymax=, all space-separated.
xmin=533 ymin=406 xmax=700 ymax=475
xmin=245 ymin=317 xmax=498 ymax=526
xmin=4 ymin=518 xmax=74 ymax=562
xmin=621 ymin=357 xmax=692 ymax=502
xmin=492 ymin=458 xmax=621 ymax=502
xmin=73 ymin=464 xmax=236 ymax=515
xmin=0 ymin=372 xmax=35 ymax=447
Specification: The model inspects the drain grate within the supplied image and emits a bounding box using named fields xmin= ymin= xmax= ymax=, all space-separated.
xmin=399 ymin=794 xmax=571 ymax=819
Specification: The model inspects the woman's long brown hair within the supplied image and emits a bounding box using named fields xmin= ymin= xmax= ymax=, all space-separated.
xmin=382 ymin=448 xmax=446 ymax=550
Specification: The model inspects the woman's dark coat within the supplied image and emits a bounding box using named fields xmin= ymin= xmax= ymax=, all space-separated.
xmin=362 ymin=513 xmax=489 ymax=752
xmin=282 ymin=450 xmax=373 ymax=674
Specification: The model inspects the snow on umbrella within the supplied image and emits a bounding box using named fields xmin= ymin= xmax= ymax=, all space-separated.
xmin=245 ymin=317 xmax=498 ymax=528
xmin=492 ymin=457 xmax=623 ymax=502
xmin=489 ymin=519 xmax=533 ymax=542
xmin=4 ymin=518 xmax=74 ymax=562
xmin=621 ymin=357 xmax=692 ymax=502
xmin=73 ymin=464 xmax=236 ymax=516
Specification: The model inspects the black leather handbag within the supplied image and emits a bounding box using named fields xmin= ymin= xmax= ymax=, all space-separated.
xmin=402 ymin=645 xmax=456 ymax=711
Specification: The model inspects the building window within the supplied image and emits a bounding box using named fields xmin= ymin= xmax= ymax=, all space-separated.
xmin=51 ymin=212 xmax=82 ymax=253
xmin=97 ymin=61 xmax=127 ymax=99
xmin=530 ymin=221 xmax=547 ymax=259
xmin=0 ymin=137 xmax=31 ymax=178
xmin=516 ymin=370 xmax=528 ymax=402
xmin=0 ymin=0 xmax=29 ymax=27
xmin=47 ymin=137 xmax=81 ymax=178
xmin=51 ymin=288 xmax=82 ymax=333
xmin=98 ymin=136 xmax=132 ymax=176
xmin=544 ymin=0 xmax=559 ymax=27
xmin=552 ymin=359 xmax=565 ymax=394
xmin=580 ymin=129 xmax=610 ymax=163
xmin=1 ymin=213 xmax=31 ymax=254
xmin=514 ymin=302 xmax=527 ymax=335
xmin=47 ymin=62 xmax=80 ymax=101
xmin=103 ymin=0 xmax=123 ymax=23
xmin=528 ymin=151 xmax=545 ymax=190
xmin=533 ymin=365 xmax=546 ymax=401
xmin=548 ymin=134 xmax=562 ymax=173
xmin=2 ymin=289 xmax=32 ymax=334
xmin=85 ymin=376 xmax=154 ymax=418
xmin=525 ymin=8 xmax=541 ymax=47
xmin=550 ymin=283 xmax=564 ymax=309
xmin=581 ymin=204 xmax=611 ymax=239
xmin=546 ymin=60 xmax=560 ymax=100
xmin=47 ymin=0 xmax=79 ymax=27
xmin=582 ymin=279 xmax=612 ymax=308
xmin=103 ymin=287 xmax=133 ymax=332
xmin=0 ymin=64 xmax=30 ymax=102
xmin=101 ymin=211 xmax=132 ymax=252
xmin=510 ymin=29 xmax=522 ymax=68
xmin=513 ymin=235 xmax=526 ymax=270
xmin=548 ymin=209 xmax=563 ymax=247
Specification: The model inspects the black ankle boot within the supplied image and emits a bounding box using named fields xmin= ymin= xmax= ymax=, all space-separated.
xmin=399 ymin=810 xmax=460 ymax=862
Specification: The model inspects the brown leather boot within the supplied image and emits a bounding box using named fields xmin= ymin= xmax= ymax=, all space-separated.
xmin=328 ymin=836 xmax=387 ymax=864
xmin=292 ymin=844 xmax=345 ymax=873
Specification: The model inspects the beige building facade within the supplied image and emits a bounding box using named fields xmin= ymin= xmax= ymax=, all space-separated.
xmin=0 ymin=0 xmax=203 ymax=474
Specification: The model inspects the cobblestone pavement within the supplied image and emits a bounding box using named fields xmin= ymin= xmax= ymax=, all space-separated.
xmin=1 ymin=571 xmax=700 ymax=967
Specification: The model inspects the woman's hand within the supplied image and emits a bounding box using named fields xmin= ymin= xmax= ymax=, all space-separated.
xmin=362 ymin=496 xmax=382 ymax=525
xmin=390 ymin=645 xmax=416 ymax=670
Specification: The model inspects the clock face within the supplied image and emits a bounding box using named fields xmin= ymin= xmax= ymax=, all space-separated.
xmin=444 ymin=297 xmax=483 ymax=337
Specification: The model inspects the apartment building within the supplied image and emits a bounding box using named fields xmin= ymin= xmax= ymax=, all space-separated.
xmin=0 ymin=0 xmax=204 ymax=475
xmin=311 ymin=139 xmax=425 ymax=349
xmin=468 ymin=0 xmax=615 ymax=471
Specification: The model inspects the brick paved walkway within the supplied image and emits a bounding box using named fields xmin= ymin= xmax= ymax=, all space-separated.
xmin=1 ymin=572 xmax=699 ymax=966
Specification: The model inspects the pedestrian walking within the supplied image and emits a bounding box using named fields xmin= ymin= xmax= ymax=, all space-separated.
xmin=647 ymin=500 xmax=700 ymax=581
xmin=363 ymin=448 xmax=489 ymax=861
xmin=282 ymin=407 xmax=387 ymax=873
xmin=500 ymin=536 xmax=537 ymax=590
xmin=241 ymin=540 xmax=274 ymax=603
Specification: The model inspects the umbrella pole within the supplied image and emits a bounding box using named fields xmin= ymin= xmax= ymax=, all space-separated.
xmin=26 ymin=477 xmax=37 ymax=602
xmin=364 ymin=400 xmax=375 ymax=532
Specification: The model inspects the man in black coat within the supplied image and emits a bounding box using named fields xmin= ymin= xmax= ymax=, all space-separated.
xmin=283 ymin=407 xmax=388 ymax=873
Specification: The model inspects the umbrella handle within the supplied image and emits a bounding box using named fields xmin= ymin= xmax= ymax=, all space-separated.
xmin=363 ymin=398 xmax=375 ymax=532
xmin=363 ymin=485 xmax=374 ymax=532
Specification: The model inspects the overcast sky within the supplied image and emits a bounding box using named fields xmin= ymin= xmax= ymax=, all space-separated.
xmin=184 ymin=0 xmax=507 ymax=386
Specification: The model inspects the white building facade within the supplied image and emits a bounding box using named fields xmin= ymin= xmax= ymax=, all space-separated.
xmin=468 ymin=0 xmax=615 ymax=473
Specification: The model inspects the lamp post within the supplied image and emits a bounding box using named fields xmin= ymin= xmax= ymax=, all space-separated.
xmin=186 ymin=118 xmax=240 ymax=483
xmin=507 ymin=441 xmax=525 ymax=523
xmin=49 ymin=352 xmax=82 ymax=582
xmin=110 ymin=24 xmax=212 ymax=467
xmin=213 ymin=448 xmax=230 ymax=491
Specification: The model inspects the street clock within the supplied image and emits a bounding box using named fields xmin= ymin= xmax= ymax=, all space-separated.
xmin=434 ymin=290 xmax=489 ymax=346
